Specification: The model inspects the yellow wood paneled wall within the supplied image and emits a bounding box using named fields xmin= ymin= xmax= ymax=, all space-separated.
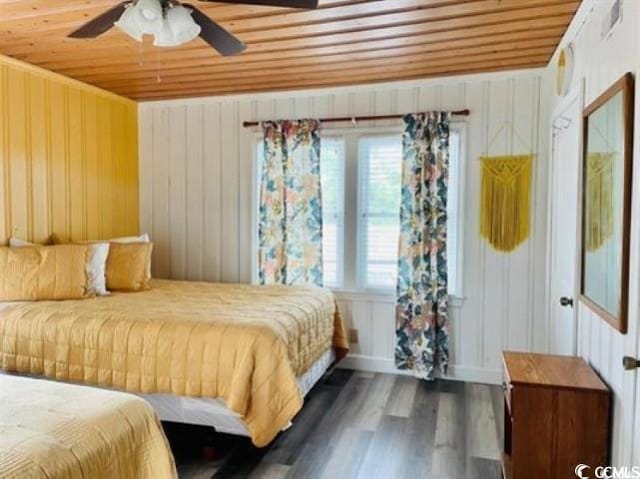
xmin=0 ymin=54 xmax=139 ymax=245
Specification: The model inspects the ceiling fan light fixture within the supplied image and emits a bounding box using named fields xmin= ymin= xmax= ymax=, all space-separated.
xmin=133 ymin=0 xmax=163 ymax=35
xmin=114 ymin=3 xmax=144 ymax=42
xmin=153 ymin=19 xmax=181 ymax=47
xmin=166 ymin=5 xmax=201 ymax=44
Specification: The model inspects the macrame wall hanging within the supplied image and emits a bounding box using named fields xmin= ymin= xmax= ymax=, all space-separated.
xmin=585 ymin=152 xmax=614 ymax=252
xmin=479 ymin=122 xmax=534 ymax=252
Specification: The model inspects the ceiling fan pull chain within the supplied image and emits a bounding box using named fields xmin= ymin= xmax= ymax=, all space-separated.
xmin=156 ymin=47 xmax=162 ymax=83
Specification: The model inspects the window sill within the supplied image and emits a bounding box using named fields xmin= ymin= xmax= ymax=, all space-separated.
xmin=331 ymin=288 xmax=395 ymax=303
xmin=331 ymin=288 xmax=467 ymax=308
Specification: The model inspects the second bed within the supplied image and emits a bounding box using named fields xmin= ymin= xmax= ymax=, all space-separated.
xmin=0 ymin=279 xmax=348 ymax=447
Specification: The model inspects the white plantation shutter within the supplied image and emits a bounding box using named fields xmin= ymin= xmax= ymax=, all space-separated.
xmin=359 ymin=136 xmax=403 ymax=289
xmin=320 ymin=137 xmax=345 ymax=287
xmin=358 ymin=132 xmax=460 ymax=294
xmin=447 ymin=131 xmax=460 ymax=297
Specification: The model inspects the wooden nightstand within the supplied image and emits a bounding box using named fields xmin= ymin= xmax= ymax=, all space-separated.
xmin=502 ymin=351 xmax=610 ymax=479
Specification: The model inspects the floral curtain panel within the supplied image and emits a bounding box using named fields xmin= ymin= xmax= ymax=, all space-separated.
xmin=395 ymin=112 xmax=451 ymax=380
xmin=259 ymin=119 xmax=323 ymax=286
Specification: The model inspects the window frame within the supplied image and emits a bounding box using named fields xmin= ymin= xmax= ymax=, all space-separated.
xmin=356 ymin=132 xmax=405 ymax=294
xmin=448 ymin=123 xmax=467 ymax=299
xmin=318 ymin=136 xmax=346 ymax=288
xmin=251 ymin=122 xmax=467 ymax=301
xmin=251 ymin=133 xmax=347 ymax=288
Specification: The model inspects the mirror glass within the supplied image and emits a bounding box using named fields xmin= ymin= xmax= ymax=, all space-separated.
xmin=583 ymin=91 xmax=623 ymax=317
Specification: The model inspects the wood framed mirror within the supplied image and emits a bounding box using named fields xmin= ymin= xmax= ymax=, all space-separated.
xmin=580 ymin=72 xmax=635 ymax=334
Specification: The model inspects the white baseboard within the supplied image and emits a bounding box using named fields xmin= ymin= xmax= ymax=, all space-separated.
xmin=337 ymin=354 xmax=502 ymax=385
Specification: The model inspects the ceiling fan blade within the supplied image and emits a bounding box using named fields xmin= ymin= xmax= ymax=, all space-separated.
xmin=68 ymin=1 xmax=130 ymax=38
xmin=197 ymin=0 xmax=319 ymax=8
xmin=184 ymin=4 xmax=247 ymax=56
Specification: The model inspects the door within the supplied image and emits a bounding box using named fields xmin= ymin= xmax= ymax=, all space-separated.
xmin=632 ymin=327 xmax=640 ymax=463
xmin=548 ymin=97 xmax=582 ymax=355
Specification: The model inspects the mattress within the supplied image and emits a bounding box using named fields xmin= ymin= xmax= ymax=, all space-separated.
xmin=140 ymin=347 xmax=335 ymax=436
xmin=0 ymin=374 xmax=177 ymax=479
xmin=0 ymin=280 xmax=349 ymax=446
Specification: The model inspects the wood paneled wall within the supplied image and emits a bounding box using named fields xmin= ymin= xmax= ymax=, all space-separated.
xmin=0 ymin=54 xmax=139 ymax=245
xmin=0 ymin=0 xmax=579 ymax=100
xmin=550 ymin=0 xmax=640 ymax=466
xmin=139 ymin=68 xmax=551 ymax=383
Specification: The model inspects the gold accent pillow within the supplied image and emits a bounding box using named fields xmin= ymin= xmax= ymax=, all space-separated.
xmin=0 ymin=245 xmax=89 ymax=301
xmin=51 ymin=233 xmax=150 ymax=245
xmin=106 ymin=242 xmax=153 ymax=292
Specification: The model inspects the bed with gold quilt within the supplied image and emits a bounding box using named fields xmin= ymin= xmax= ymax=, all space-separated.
xmin=0 ymin=279 xmax=349 ymax=447
xmin=0 ymin=374 xmax=177 ymax=479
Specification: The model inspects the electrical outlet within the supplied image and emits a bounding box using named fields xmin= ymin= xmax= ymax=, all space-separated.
xmin=349 ymin=328 xmax=359 ymax=344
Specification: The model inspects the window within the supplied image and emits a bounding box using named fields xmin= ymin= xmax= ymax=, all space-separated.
xmin=358 ymin=136 xmax=403 ymax=290
xmin=356 ymin=131 xmax=461 ymax=294
xmin=254 ymin=126 xmax=464 ymax=297
xmin=255 ymin=137 xmax=345 ymax=288
xmin=319 ymin=138 xmax=345 ymax=287
xmin=447 ymin=130 xmax=462 ymax=297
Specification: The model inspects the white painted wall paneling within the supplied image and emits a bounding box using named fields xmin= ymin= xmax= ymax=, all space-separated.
xmin=548 ymin=0 xmax=640 ymax=465
xmin=139 ymin=68 xmax=551 ymax=385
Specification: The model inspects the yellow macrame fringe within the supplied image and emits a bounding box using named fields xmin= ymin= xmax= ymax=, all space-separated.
xmin=480 ymin=155 xmax=533 ymax=252
xmin=585 ymin=153 xmax=614 ymax=252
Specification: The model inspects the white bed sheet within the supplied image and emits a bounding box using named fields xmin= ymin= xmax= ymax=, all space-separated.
xmin=138 ymin=347 xmax=335 ymax=436
xmin=0 ymin=339 xmax=335 ymax=438
xmin=0 ymin=302 xmax=21 ymax=311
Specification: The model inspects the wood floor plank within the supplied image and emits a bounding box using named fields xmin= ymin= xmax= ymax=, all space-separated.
xmin=385 ymin=374 xmax=419 ymax=418
xmin=465 ymin=384 xmax=501 ymax=461
xmin=322 ymin=368 xmax=354 ymax=387
xmin=490 ymin=383 xmax=505 ymax=444
xmin=284 ymin=372 xmax=372 ymax=478
xmin=261 ymin=379 xmax=345 ymax=465
xmin=174 ymin=371 xmax=504 ymax=479
xmin=396 ymin=380 xmax=440 ymax=479
xmin=348 ymin=373 xmax=396 ymax=431
xmin=309 ymin=372 xmax=372 ymax=442
xmin=318 ymin=427 xmax=373 ymax=479
xmin=466 ymin=457 xmax=503 ymax=479
xmin=431 ymin=391 xmax=467 ymax=478
xmin=248 ymin=464 xmax=291 ymax=479
xmin=356 ymin=415 xmax=411 ymax=479
xmin=212 ymin=439 xmax=267 ymax=478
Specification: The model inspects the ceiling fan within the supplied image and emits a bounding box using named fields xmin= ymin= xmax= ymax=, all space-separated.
xmin=68 ymin=0 xmax=319 ymax=56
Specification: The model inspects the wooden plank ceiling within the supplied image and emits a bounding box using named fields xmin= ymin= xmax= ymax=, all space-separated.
xmin=0 ymin=0 xmax=581 ymax=101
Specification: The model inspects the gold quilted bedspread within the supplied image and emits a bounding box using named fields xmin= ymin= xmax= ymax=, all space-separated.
xmin=0 ymin=374 xmax=177 ymax=479
xmin=0 ymin=279 xmax=348 ymax=447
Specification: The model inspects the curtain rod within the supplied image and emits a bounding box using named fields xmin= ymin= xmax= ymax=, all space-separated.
xmin=242 ymin=109 xmax=470 ymax=128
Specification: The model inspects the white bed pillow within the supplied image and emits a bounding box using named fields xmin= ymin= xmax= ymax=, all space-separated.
xmin=85 ymin=243 xmax=110 ymax=296
xmin=9 ymin=237 xmax=31 ymax=247
xmin=75 ymin=234 xmax=150 ymax=295
xmin=8 ymin=237 xmax=110 ymax=297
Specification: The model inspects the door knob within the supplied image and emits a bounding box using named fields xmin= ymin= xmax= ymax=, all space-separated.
xmin=623 ymin=356 xmax=640 ymax=370
xmin=559 ymin=297 xmax=574 ymax=307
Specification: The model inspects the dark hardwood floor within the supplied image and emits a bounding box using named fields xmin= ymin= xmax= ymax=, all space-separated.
xmin=167 ymin=369 xmax=503 ymax=479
